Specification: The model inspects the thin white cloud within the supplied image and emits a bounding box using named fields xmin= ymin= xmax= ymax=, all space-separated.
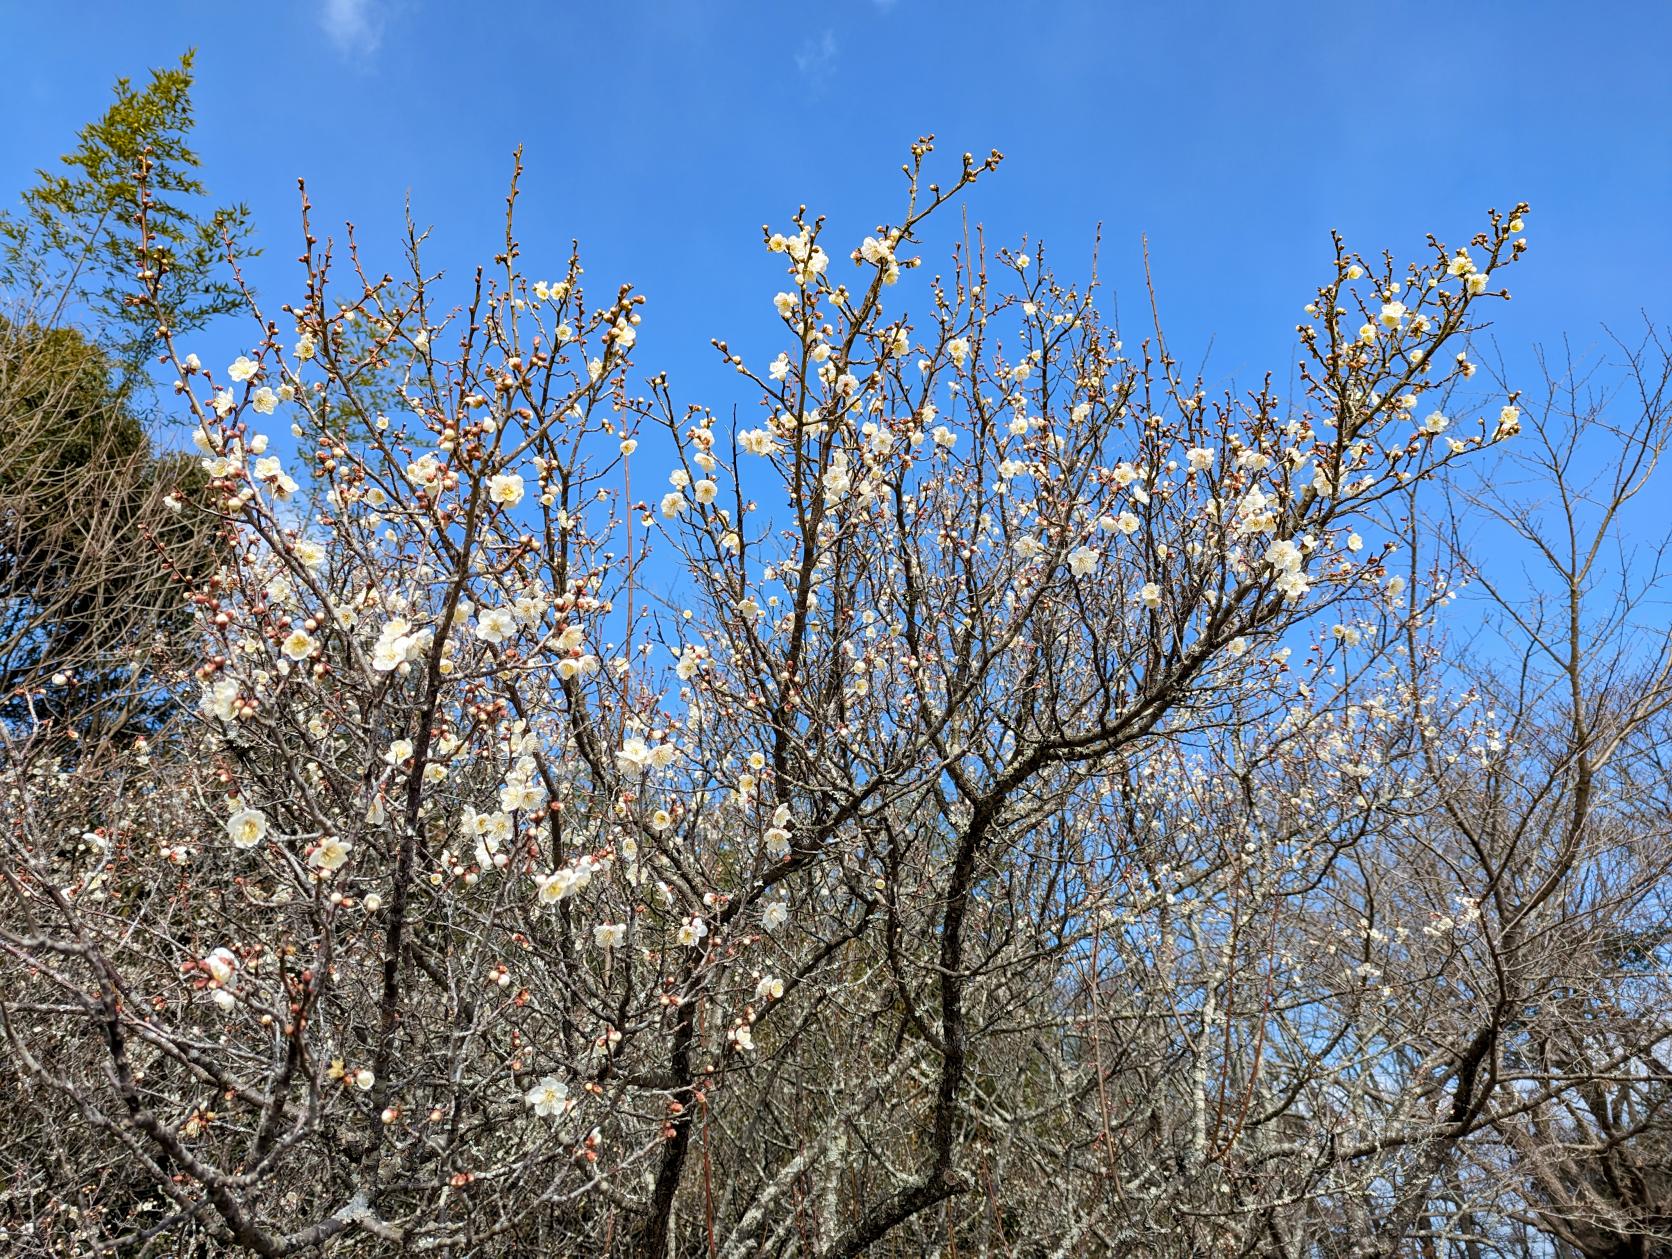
xmin=794 ymin=29 xmax=838 ymax=88
xmin=320 ymin=0 xmax=386 ymax=56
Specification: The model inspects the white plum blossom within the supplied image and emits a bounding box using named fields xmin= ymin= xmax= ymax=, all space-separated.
xmin=281 ymin=629 xmax=315 ymax=661
xmin=372 ymin=619 xmax=431 ymax=672
xmin=1264 ymin=538 xmax=1311 ymax=600
xmin=488 ymin=473 xmax=525 ymax=506
xmin=1264 ymin=539 xmax=1303 ymax=573
xmin=406 ymin=455 xmax=442 ymax=488
xmin=204 ymin=678 xmax=241 ymax=723
xmin=764 ymin=825 xmax=792 ymax=860
xmin=556 ymin=654 xmax=599 ymax=680
xmin=473 ymin=828 xmax=508 ymax=871
xmin=309 ymin=837 xmax=352 ymax=872
xmin=475 ymin=607 xmax=517 ymax=645
xmin=617 ymin=738 xmax=653 ymax=775
xmin=254 ymin=455 xmax=299 ymax=497
xmin=500 ymin=776 xmax=546 ymax=812
xmin=536 ymin=857 xmax=597 ymax=905
xmin=739 ymin=428 xmax=778 ymax=457
xmin=203 ymin=948 xmax=238 ymax=985
xmin=524 ymin=1076 xmax=569 ymax=1118
xmin=227 ymin=808 xmax=268 ymax=850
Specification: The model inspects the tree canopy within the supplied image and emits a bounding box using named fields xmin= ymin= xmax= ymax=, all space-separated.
xmin=0 ymin=316 xmax=218 ymax=741
xmin=0 ymin=50 xmax=254 ymax=396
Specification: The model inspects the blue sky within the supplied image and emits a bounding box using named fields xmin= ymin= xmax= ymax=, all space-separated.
xmin=3 ymin=0 xmax=1670 ymax=611
xmin=4 ymin=1 xmax=1667 ymax=392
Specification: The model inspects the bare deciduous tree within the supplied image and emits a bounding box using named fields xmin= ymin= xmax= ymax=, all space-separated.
xmin=3 ymin=143 xmax=1663 ymax=1259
